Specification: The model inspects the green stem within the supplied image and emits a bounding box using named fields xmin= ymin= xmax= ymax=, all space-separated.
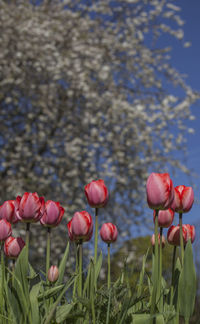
xmin=25 ymin=223 xmax=30 ymax=263
xmin=78 ymin=241 xmax=83 ymax=301
xmin=73 ymin=243 xmax=78 ymax=299
xmin=170 ymin=246 xmax=177 ymax=306
xmin=150 ymin=209 xmax=159 ymax=318
xmin=94 ymin=208 xmax=98 ymax=265
xmin=107 ymin=243 xmax=111 ymax=289
xmin=159 ymin=227 xmax=163 ymax=311
xmin=46 ymin=227 xmax=51 ymax=281
xmin=0 ymin=243 xmax=5 ymax=319
xmin=179 ymin=213 xmax=184 ymax=266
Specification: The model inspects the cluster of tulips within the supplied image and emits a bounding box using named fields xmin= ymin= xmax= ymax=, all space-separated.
xmin=0 ymin=180 xmax=118 ymax=286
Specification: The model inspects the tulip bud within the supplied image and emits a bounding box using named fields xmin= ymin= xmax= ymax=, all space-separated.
xmin=167 ymin=225 xmax=188 ymax=246
xmin=0 ymin=200 xmax=19 ymax=224
xmin=146 ymin=173 xmax=174 ymax=210
xmin=16 ymin=193 xmax=45 ymax=223
xmin=100 ymin=223 xmax=118 ymax=244
xmin=4 ymin=236 xmax=25 ymax=259
xmin=71 ymin=211 xmax=93 ymax=242
xmin=0 ymin=219 xmax=12 ymax=241
xmin=48 ymin=265 xmax=59 ymax=283
xmin=171 ymin=185 xmax=194 ymax=213
xmin=40 ymin=200 xmax=65 ymax=227
xmin=153 ymin=209 xmax=174 ymax=228
xmin=84 ymin=179 xmax=108 ymax=208
xmin=151 ymin=234 xmax=165 ymax=248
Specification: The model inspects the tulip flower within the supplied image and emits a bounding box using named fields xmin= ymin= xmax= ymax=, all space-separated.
xmin=151 ymin=234 xmax=165 ymax=248
xmin=48 ymin=265 xmax=59 ymax=283
xmin=0 ymin=200 xmax=19 ymax=224
xmin=167 ymin=225 xmax=188 ymax=246
xmin=71 ymin=211 xmax=93 ymax=242
xmin=4 ymin=236 xmax=25 ymax=259
xmin=146 ymin=173 xmax=174 ymax=210
xmin=85 ymin=179 xmax=109 ymax=266
xmin=184 ymin=224 xmax=195 ymax=244
xmin=16 ymin=193 xmax=45 ymax=223
xmin=84 ymin=179 xmax=108 ymax=208
xmin=153 ymin=209 xmax=174 ymax=228
xmin=0 ymin=219 xmax=12 ymax=242
xmin=67 ymin=219 xmax=75 ymax=242
xmin=100 ymin=223 xmax=118 ymax=244
xmin=171 ymin=185 xmax=194 ymax=213
xmin=40 ymin=200 xmax=65 ymax=227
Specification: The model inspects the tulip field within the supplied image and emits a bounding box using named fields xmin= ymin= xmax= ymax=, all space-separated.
xmin=0 ymin=175 xmax=197 ymax=323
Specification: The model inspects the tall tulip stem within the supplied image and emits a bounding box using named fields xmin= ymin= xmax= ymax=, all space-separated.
xmin=107 ymin=243 xmax=111 ymax=289
xmin=78 ymin=241 xmax=83 ymax=300
xmin=159 ymin=227 xmax=163 ymax=311
xmin=26 ymin=223 xmax=30 ymax=263
xmin=0 ymin=243 xmax=5 ymax=317
xmin=170 ymin=246 xmax=177 ymax=306
xmin=94 ymin=208 xmax=98 ymax=264
xmin=151 ymin=209 xmax=159 ymax=316
xmin=46 ymin=227 xmax=51 ymax=281
xmin=179 ymin=213 xmax=184 ymax=265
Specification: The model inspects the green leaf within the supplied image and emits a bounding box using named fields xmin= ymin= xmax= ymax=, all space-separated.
xmin=178 ymin=240 xmax=196 ymax=321
xmin=38 ymin=284 xmax=64 ymax=301
xmin=57 ymin=242 xmax=70 ymax=285
xmin=30 ymin=282 xmax=41 ymax=324
xmin=137 ymin=248 xmax=149 ymax=298
xmin=55 ymin=304 xmax=74 ymax=323
xmin=95 ymin=251 xmax=102 ymax=281
xmin=132 ymin=314 xmax=165 ymax=324
xmin=14 ymin=246 xmax=29 ymax=301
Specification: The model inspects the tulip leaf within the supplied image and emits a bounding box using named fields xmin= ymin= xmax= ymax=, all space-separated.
xmin=137 ymin=248 xmax=149 ymax=298
xmin=38 ymin=284 xmax=64 ymax=301
xmin=95 ymin=251 xmax=102 ymax=282
xmin=178 ymin=240 xmax=196 ymax=322
xmin=55 ymin=303 xmax=74 ymax=323
xmin=30 ymin=282 xmax=41 ymax=324
xmin=131 ymin=314 xmax=165 ymax=324
xmin=57 ymin=241 xmax=69 ymax=285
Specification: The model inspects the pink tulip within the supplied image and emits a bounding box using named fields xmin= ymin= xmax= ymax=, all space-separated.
xmin=167 ymin=225 xmax=188 ymax=246
xmin=184 ymin=224 xmax=195 ymax=244
xmin=0 ymin=219 xmax=12 ymax=241
xmin=67 ymin=219 xmax=75 ymax=242
xmin=84 ymin=179 xmax=108 ymax=208
xmin=0 ymin=200 xmax=19 ymax=224
xmin=153 ymin=209 xmax=174 ymax=228
xmin=71 ymin=211 xmax=93 ymax=242
xmin=151 ymin=234 xmax=165 ymax=248
xmin=40 ymin=200 xmax=65 ymax=227
xmin=146 ymin=173 xmax=174 ymax=210
xmin=16 ymin=193 xmax=45 ymax=223
xmin=48 ymin=265 xmax=59 ymax=283
xmin=4 ymin=236 xmax=25 ymax=259
xmin=100 ymin=223 xmax=118 ymax=244
xmin=171 ymin=185 xmax=194 ymax=213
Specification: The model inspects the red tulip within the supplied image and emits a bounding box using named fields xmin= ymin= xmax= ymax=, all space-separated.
xmin=4 ymin=236 xmax=25 ymax=259
xmin=67 ymin=219 xmax=75 ymax=242
xmin=71 ymin=211 xmax=93 ymax=242
xmin=0 ymin=219 xmax=12 ymax=241
xmin=100 ymin=223 xmax=118 ymax=244
xmin=171 ymin=185 xmax=194 ymax=213
xmin=167 ymin=225 xmax=188 ymax=246
xmin=153 ymin=209 xmax=174 ymax=228
xmin=151 ymin=234 xmax=165 ymax=248
xmin=0 ymin=200 xmax=19 ymax=224
xmin=40 ymin=200 xmax=65 ymax=227
xmin=48 ymin=265 xmax=59 ymax=283
xmin=16 ymin=193 xmax=45 ymax=223
xmin=146 ymin=173 xmax=174 ymax=210
xmin=84 ymin=179 xmax=108 ymax=208
xmin=184 ymin=224 xmax=195 ymax=244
